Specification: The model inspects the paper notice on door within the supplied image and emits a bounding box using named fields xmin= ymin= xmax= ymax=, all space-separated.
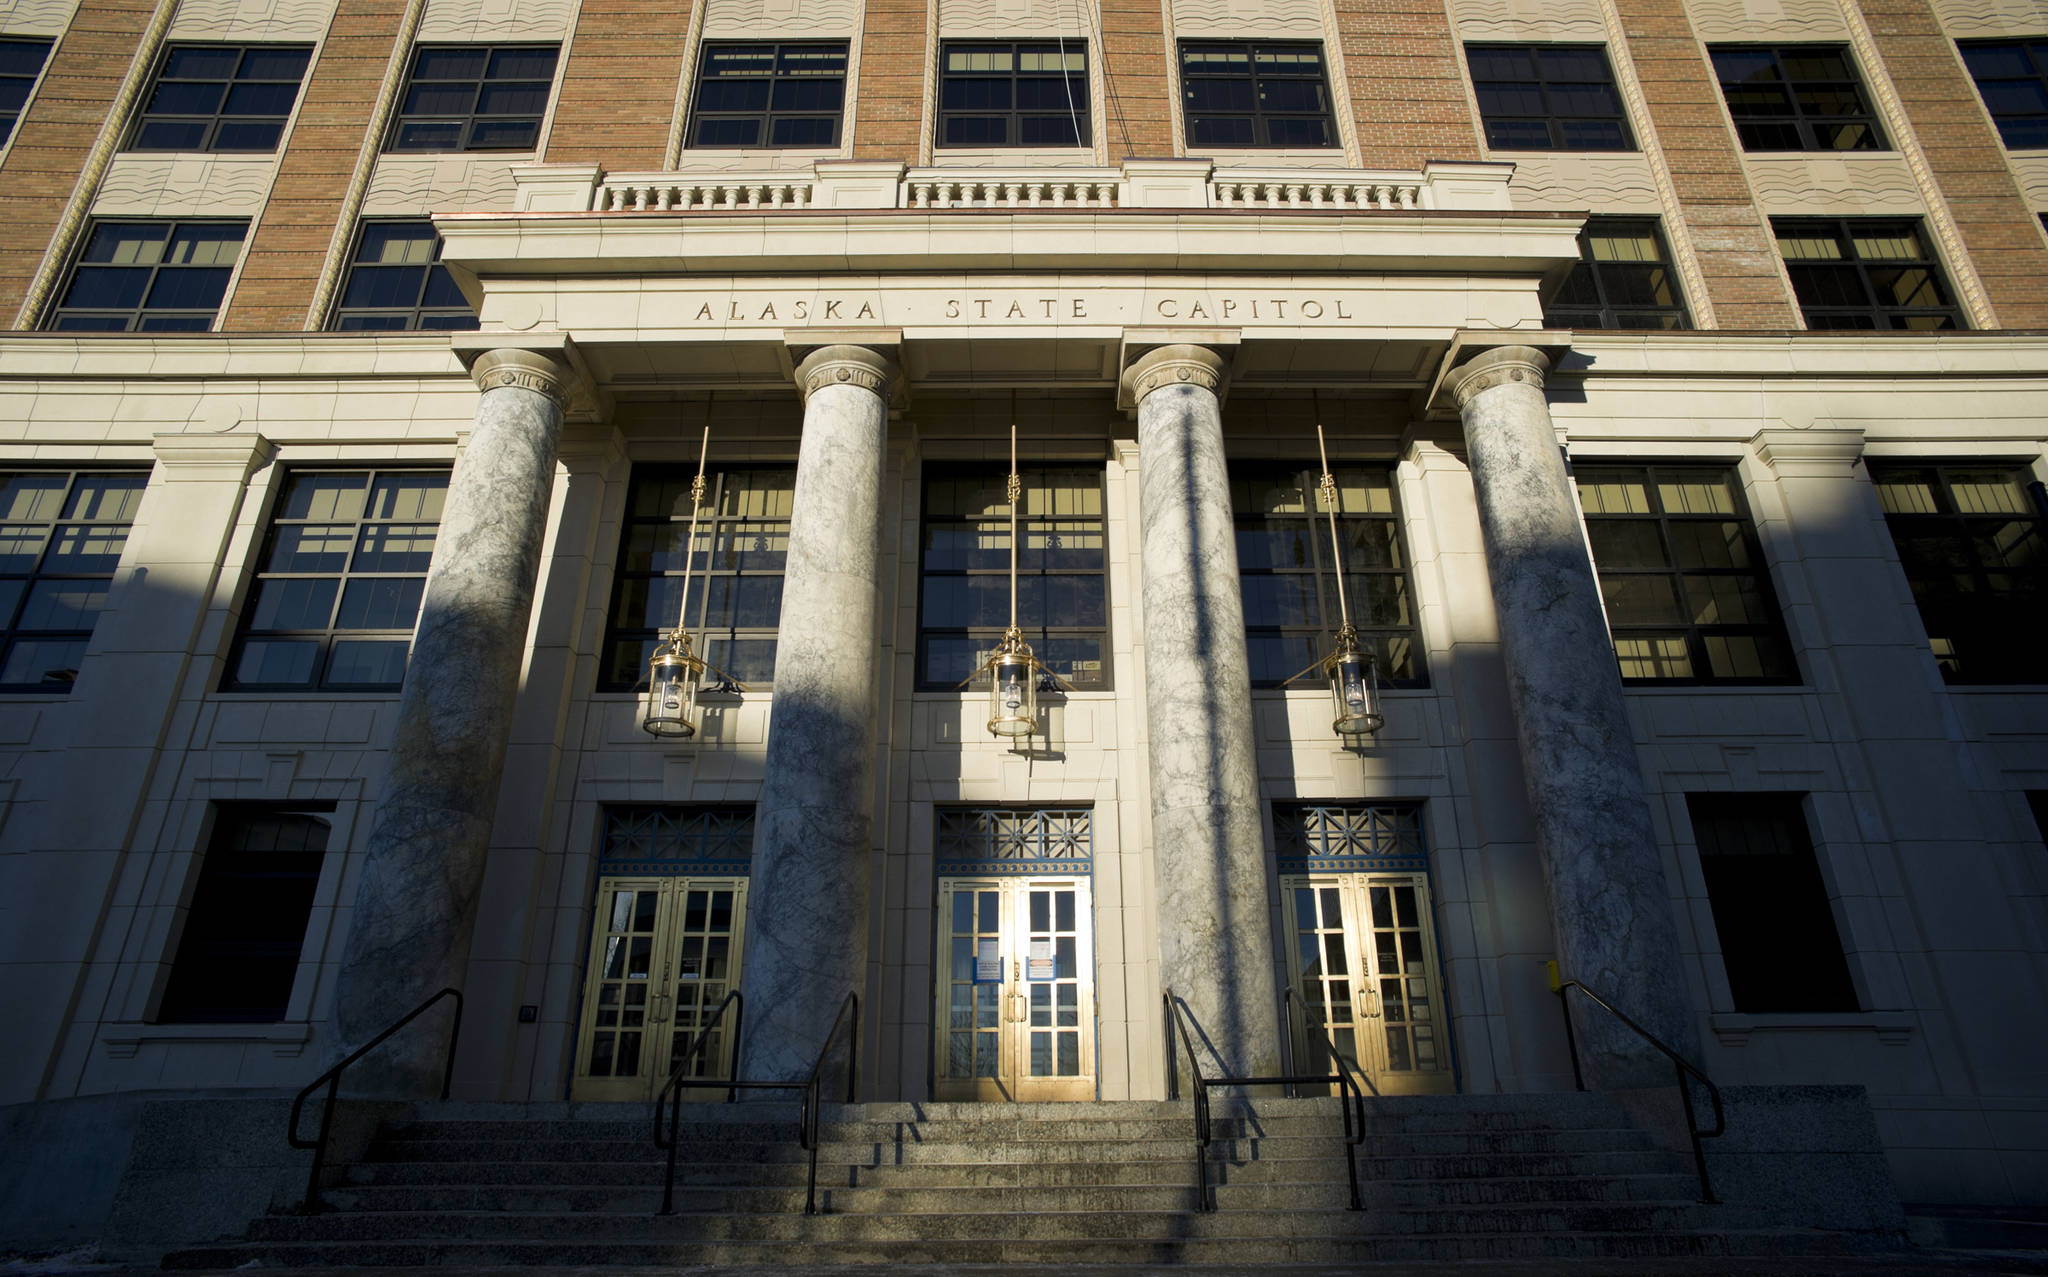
xmin=975 ymin=938 xmax=1002 ymax=982
xmin=1027 ymin=939 xmax=1055 ymax=980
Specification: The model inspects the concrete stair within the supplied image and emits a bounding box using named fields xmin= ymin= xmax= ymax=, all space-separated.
xmin=160 ymin=1093 xmax=1904 ymax=1266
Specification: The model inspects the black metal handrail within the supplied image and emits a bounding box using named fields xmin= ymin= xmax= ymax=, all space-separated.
xmin=1550 ymin=971 xmax=1726 ymax=1204
xmin=286 ymin=986 xmax=463 ymax=1213
xmin=799 ymin=992 xmax=860 ymax=1216
xmin=1282 ymin=985 xmax=1369 ymax=1210
xmin=654 ymin=990 xmax=751 ymax=1214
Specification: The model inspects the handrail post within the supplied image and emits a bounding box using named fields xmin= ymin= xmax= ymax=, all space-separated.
xmin=1556 ymin=988 xmax=1585 ymax=1091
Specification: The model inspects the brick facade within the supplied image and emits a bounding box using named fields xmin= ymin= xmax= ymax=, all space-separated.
xmin=1329 ymin=0 xmax=1483 ymax=169
xmin=849 ymin=0 xmax=927 ymax=161
xmin=1096 ymin=0 xmax=1173 ymax=158
xmin=545 ymin=0 xmax=695 ymax=168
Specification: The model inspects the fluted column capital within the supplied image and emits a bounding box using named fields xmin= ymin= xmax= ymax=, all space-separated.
xmin=469 ymin=346 xmax=573 ymax=406
xmin=1119 ymin=343 xmax=1228 ymax=409
xmin=1443 ymin=345 xmax=1550 ymax=409
xmin=793 ymin=344 xmax=898 ymax=405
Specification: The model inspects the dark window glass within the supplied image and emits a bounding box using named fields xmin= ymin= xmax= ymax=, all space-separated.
xmin=227 ymin=470 xmax=448 ymax=691
xmin=1709 ymin=44 xmax=1885 ymax=151
xmin=1868 ymin=463 xmax=2046 ymax=684
xmin=1230 ymin=464 xmax=1426 ymax=690
xmin=1546 ymin=217 xmax=1690 ymax=329
xmin=0 ymin=38 xmax=54 ymax=146
xmin=600 ymin=466 xmax=793 ymax=691
xmin=917 ymin=465 xmax=1109 ymax=691
xmin=1468 ymin=43 xmax=1633 ymax=151
xmin=157 ymin=804 xmax=332 ymax=1024
xmin=939 ymin=42 xmax=1089 ymax=147
xmin=388 ymin=44 xmax=557 ymax=152
xmin=0 ymin=471 xmax=147 ymax=690
xmin=1687 ymin=793 xmax=1858 ymax=1014
xmin=130 ymin=43 xmax=311 ymax=152
xmin=1958 ymin=39 xmax=2048 ymax=150
xmin=688 ymin=43 xmax=847 ymax=149
xmin=2029 ymin=791 xmax=2048 ymax=845
xmin=1576 ymin=464 xmax=1797 ymax=683
xmin=48 ymin=220 xmax=245 ymax=332
xmin=330 ymin=221 xmax=478 ymax=331
xmin=1774 ymin=218 xmax=1964 ymax=330
xmin=1180 ymin=42 xmax=1338 ymax=149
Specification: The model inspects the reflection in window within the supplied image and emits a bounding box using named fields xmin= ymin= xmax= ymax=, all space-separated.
xmin=387 ymin=45 xmax=558 ymax=151
xmin=1179 ymin=42 xmax=1338 ymax=149
xmin=939 ymin=42 xmax=1089 ymax=147
xmin=331 ymin=221 xmax=477 ymax=331
xmin=48 ymin=220 xmax=246 ymax=331
xmin=1773 ymin=218 xmax=1963 ymax=330
xmin=1957 ymin=40 xmax=2048 ymax=150
xmin=687 ymin=43 xmax=848 ymax=148
xmin=1467 ymin=44 xmax=1633 ymax=150
xmin=1 ymin=39 xmax=56 ymax=146
xmin=1545 ymin=216 xmax=1690 ymax=329
xmin=1708 ymin=45 xmax=1885 ymax=151
xmin=130 ymin=44 xmax=312 ymax=152
xmin=0 ymin=471 xmax=147 ymax=690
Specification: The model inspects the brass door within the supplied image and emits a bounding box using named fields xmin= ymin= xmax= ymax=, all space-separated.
xmin=934 ymin=875 xmax=1095 ymax=1101
xmin=1282 ymin=872 xmax=1453 ymax=1096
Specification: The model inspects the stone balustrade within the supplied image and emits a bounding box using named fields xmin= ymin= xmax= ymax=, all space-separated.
xmin=1209 ymin=171 xmax=1421 ymax=210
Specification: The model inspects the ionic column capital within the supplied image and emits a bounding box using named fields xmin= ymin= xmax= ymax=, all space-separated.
xmin=469 ymin=347 xmax=573 ymax=406
xmin=1119 ymin=343 xmax=1228 ymax=409
xmin=1444 ymin=345 xmax=1550 ymax=410
xmin=793 ymin=344 xmax=897 ymax=405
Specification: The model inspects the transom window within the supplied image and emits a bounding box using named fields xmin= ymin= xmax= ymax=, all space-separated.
xmin=330 ymin=221 xmax=477 ymax=331
xmin=1958 ymin=40 xmax=2048 ymax=150
xmin=0 ymin=471 xmax=147 ymax=691
xmin=387 ymin=45 xmax=558 ymax=152
xmin=49 ymin=220 xmax=245 ymax=332
xmin=227 ymin=470 xmax=448 ymax=691
xmin=688 ymin=43 xmax=848 ymax=148
xmin=1230 ymin=464 xmax=1426 ymax=689
xmin=130 ymin=44 xmax=311 ymax=152
xmin=1468 ymin=44 xmax=1633 ymax=151
xmin=939 ymin=42 xmax=1089 ymax=147
xmin=1 ymin=38 xmax=54 ymax=147
xmin=916 ymin=465 xmax=1108 ymax=691
xmin=1545 ymin=217 xmax=1690 ymax=330
xmin=1272 ymin=803 xmax=1427 ymax=873
xmin=601 ymin=805 xmax=755 ymax=874
xmin=1179 ymin=42 xmax=1338 ymax=149
xmin=1774 ymin=218 xmax=1962 ymax=330
xmin=1575 ymin=464 xmax=1796 ymax=683
xmin=936 ymin=807 xmax=1092 ymax=871
xmin=1709 ymin=45 xmax=1885 ymax=151
xmin=1868 ymin=463 xmax=2046 ymax=684
xmin=600 ymin=466 xmax=793 ymax=691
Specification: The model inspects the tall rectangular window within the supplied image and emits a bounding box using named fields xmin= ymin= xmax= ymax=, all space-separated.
xmin=1687 ymin=793 xmax=1858 ymax=1014
xmin=1231 ymin=464 xmax=1426 ymax=689
xmin=330 ymin=221 xmax=478 ymax=331
xmin=387 ymin=45 xmax=557 ymax=151
xmin=0 ymin=471 xmax=146 ymax=691
xmin=1467 ymin=44 xmax=1633 ymax=150
xmin=600 ymin=466 xmax=792 ymax=691
xmin=1545 ymin=217 xmax=1690 ymax=329
xmin=1709 ymin=45 xmax=1885 ymax=151
xmin=1868 ymin=463 xmax=2045 ymax=684
xmin=939 ymin=42 xmax=1089 ymax=147
xmin=1576 ymin=464 xmax=1796 ymax=683
xmin=1774 ymin=218 xmax=1962 ymax=330
xmin=129 ymin=44 xmax=311 ymax=152
xmin=227 ymin=470 xmax=448 ymax=691
xmin=0 ymin=38 xmax=54 ymax=146
xmin=1958 ymin=40 xmax=2048 ymax=150
xmin=1179 ymin=42 xmax=1338 ymax=149
xmin=917 ymin=465 xmax=1108 ymax=690
xmin=157 ymin=804 xmax=333 ymax=1023
xmin=48 ymin=220 xmax=246 ymax=331
xmin=687 ymin=43 xmax=847 ymax=148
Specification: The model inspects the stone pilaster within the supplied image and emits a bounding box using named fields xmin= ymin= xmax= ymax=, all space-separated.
xmin=1121 ymin=343 xmax=1283 ymax=1080
xmin=332 ymin=346 xmax=571 ymax=1090
xmin=738 ymin=344 xmax=895 ymax=1082
xmin=1445 ymin=345 xmax=1697 ymax=1088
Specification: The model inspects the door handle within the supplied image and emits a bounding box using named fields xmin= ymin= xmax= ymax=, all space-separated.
xmin=649 ymin=991 xmax=670 ymax=1024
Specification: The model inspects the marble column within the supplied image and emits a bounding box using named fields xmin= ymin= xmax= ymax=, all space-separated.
xmin=332 ymin=346 xmax=570 ymax=1090
xmin=738 ymin=344 xmax=895 ymax=1082
xmin=1122 ymin=344 xmax=1283 ymax=1079
xmin=1445 ymin=345 xmax=1697 ymax=1088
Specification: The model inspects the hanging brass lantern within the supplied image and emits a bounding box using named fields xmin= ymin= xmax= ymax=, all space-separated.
xmin=1285 ymin=397 xmax=1384 ymax=740
xmin=987 ymin=627 xmax=1039 ymax=738
xmin=640 ymin=401 xmax=745 ymax=739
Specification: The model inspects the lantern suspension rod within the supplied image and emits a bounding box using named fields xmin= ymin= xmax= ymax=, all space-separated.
xmin=1313 ymin=389 xmax=1354 ymax=634
xmin=1007 ymin=391 xmax=1021 ymax=639
xmin=673 ymin=396 xmax=714 ymax=640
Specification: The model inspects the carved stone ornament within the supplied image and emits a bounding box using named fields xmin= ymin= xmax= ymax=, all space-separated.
xmin=1444 ymin=345 xmax=1551 ymax=410
xmin=470 ymin=347 xmax=572 ymax=407
xmin=793 ymin=344 xmax=897 ymax=404
xmin=1121 ymin=343 xmax=1228 ymax=406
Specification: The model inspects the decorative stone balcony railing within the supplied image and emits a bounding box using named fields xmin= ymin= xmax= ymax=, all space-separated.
xmin=510 ymin=157 xmax=1515 ymax=216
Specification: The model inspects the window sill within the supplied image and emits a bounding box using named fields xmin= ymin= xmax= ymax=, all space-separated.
xmin=104 ymin=1020 xmax=314 ymax=1059
xmin=1709 ymin=1009 xmax=1915 ymax=1046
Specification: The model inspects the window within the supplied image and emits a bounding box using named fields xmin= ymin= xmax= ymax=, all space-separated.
xmin=2030 ymin=792 xmax=2048 ymax=845
xmin=1958 ymin=40 xmax=2048 ymax=150
xmin=1576 ymin=464 xmax=1796 ymax=683
xmin=1 ymin=38 xmax=54 ymax=146
xmin=388 ymin=45 xmax=557 ymax=151
xmin=1231 ymin=464 xmax=1426 ymax=689
xmin=939 ymin=42 xmax=1089 ymax=147
xmin=157 ymin=804 xmax=332 ymax=1023
xmin=227 ymin=470 xmax=448 ymax=690
xmin=1545 ymin=217 xmax=1691 ymax=330
xmin=1179 ymin=42 xmax=1338 ymax=149
xmin=599 ymin=466 xmax=792 ymax=691
xmin=330 ymin=221 xmax=477 ymax=331
xmin=917 ymin=465 xmax=1108 ymax=690
xmin=130 ymin=44 xmax=311 ymax=152
xmin=1467 ymin=44 xmax=1633 ymax=151
xmin=48 ymin=220 xmax=245 ymax=332
xmin=1774 ymin=218 xmax=1962 ymax=330
xmin=1709 ymin=45 xmax=1885 ymax=151
xmin=1868 ymin=463 xmax=2046 ymax=684
xmin=1687 ymin=794 xmax=1857 ymax=1014
xmin=0 ymin=471 xmax=146 ymax=690
xmin=687 ymin=43 xmax=847 ymax=148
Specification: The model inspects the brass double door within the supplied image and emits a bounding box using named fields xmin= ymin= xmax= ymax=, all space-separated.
xmin=934 ymin=875 xmax=1097 ymax=1101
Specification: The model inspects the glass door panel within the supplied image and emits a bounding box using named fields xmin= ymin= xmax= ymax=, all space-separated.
xmin=935 ymin=875 xmax=1094 ymax=1101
